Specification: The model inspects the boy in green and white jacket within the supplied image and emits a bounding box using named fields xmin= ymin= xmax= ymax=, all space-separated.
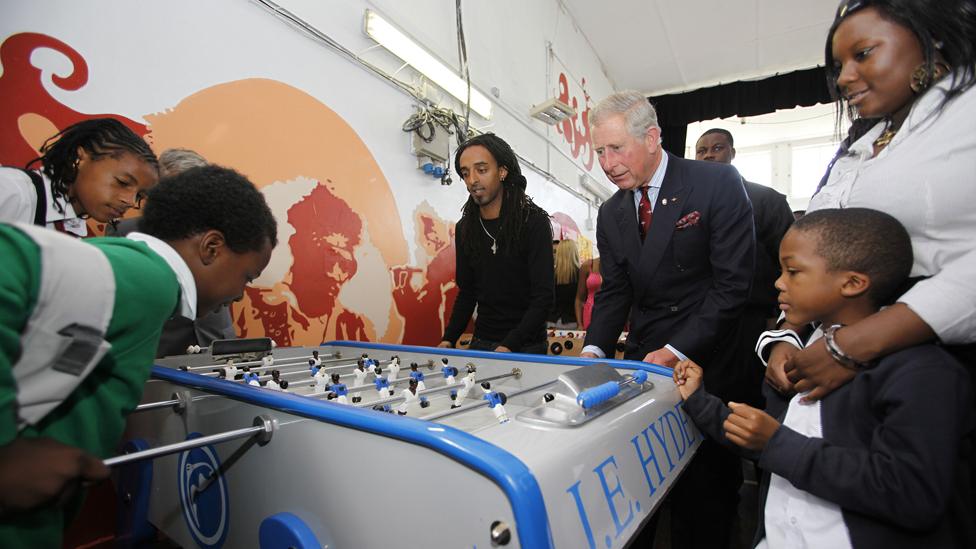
xmin=0 ymin=165 xmax=277 ymax=547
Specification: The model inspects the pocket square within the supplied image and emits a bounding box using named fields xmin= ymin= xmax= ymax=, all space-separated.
xmin=675 ymin=211 xmax=701 ymax=230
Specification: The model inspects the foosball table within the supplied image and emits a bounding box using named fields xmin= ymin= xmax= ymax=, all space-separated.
xmin=116 ymin=339 xmax=700 ymax=548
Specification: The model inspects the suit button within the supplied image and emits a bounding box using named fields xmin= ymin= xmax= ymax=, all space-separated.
xmin=669 ymin=306 xmax=679 ymax=312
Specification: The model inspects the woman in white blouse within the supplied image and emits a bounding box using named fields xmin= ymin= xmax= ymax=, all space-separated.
xmin=766 ymin=0 xmax=976 ymax=401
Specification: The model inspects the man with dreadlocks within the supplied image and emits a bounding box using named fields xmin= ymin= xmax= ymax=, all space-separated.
xmin=439 ymin=134 xmax=554 ymax=354
xmin=0 ymin=118 xmax=159 ymax=237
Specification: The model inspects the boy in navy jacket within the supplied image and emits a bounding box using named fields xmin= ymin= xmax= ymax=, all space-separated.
xmin=675 ymin=208 xmax=974 ymax=548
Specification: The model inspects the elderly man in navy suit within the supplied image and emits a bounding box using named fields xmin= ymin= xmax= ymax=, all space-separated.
xmin=580 ymin=91 xmax=755 ymax=549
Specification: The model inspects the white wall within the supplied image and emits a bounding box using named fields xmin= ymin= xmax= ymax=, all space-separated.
xmin=1 ymin=0 xmax=617 ymax=345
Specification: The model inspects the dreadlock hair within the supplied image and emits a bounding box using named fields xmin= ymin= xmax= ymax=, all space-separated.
xmin=791 ymin=208 xmax=913 ymax=307
xmin=25 ymin=118 xmax=159 ymax=214
xmin=454 ymin=133 xmax=548 ymax=261
xmin=140 ymin=165 xmax=277 ymax=253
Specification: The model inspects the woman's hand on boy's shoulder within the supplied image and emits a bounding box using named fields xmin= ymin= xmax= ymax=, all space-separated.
xmin=723 ymin=402 xmax=781 ymax=451
xmin=673 ymin=359 xmax=703 ymax=400
xmin=787 ymin=339 xmax=856 ymax=403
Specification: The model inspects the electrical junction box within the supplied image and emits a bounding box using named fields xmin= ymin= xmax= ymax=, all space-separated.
xmin=412 ymin=127 xmax=451 ymax=163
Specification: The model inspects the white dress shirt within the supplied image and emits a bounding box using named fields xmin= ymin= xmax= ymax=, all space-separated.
xmin=126 ymin=232 xmax=197 ymax=319
xmin=755 ymin=330 xmax=853 ymax=549
xmin=0 ymin=167 xmax=88 ymax=236
xmin=807 ymin=73 xmax=976 ymax=344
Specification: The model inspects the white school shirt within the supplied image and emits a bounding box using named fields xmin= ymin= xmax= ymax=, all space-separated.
xmin=0 ymin=167 xmax=88 ymax=236
xmin=756 ymin=331 xmax=853 ymax=549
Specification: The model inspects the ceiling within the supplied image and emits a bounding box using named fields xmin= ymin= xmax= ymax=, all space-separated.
xmin=561 ymin=0 xmax=839 ymax=96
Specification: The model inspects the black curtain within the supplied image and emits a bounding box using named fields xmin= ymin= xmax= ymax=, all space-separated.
xmin=648 ymin=67 xmax=835 ymax=157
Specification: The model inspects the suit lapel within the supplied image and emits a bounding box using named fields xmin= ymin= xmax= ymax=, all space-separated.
xmin=636 ymin=154 xmax=690 ymax=297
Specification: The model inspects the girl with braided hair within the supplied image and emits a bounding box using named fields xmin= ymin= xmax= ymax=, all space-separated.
xmin=0 ymin=118 xmax=158 ymax=236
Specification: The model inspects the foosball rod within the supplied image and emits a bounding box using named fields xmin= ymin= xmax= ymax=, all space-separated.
xmin=104 ymin=415 xmax=275 ymax=467
xmin=353 ymin=369 xmax=522 ymax=408
xmin=180 ymin=352 xmax=343 ymax=372
xmin=419 ymin=379 xmax=558 ymax=422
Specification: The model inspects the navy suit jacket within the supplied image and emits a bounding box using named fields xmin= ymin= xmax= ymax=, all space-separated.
xmin=584 ymin=153 xmax=755 ymax=399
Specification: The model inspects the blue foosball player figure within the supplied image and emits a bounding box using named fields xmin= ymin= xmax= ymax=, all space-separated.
xmin=481 ymin=381 xmax=509 ymax=424
xmin=328 ymin=373 xmax=349 ymax=405
xmin=374 ymin=367 xmax=394 ymax=400
xmin=409 ymin=363 xmax=427 ymax=391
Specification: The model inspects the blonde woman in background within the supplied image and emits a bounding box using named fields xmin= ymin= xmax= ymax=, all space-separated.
xmin=548 ymin=239 xmax=580 ymax=329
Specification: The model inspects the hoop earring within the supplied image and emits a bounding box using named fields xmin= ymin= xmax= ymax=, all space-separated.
xmin=910 ymin=61 xmax=949 ymax=93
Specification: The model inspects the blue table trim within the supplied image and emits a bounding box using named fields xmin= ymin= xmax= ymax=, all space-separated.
xmin=323 ymin=339 xmax=675 ymax=378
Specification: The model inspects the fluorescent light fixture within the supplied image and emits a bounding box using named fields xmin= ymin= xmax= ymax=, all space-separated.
xmin=364 ymin=10 xmax=492 ymax=119
xmin=529 ymin=97 xmax=576 ymax=125
xmin=580 ymin=173 xmax=613 ymax=201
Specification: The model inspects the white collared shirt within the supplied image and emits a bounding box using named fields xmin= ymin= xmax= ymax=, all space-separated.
xmin=756 ymin=333 xmax=853 ymax=549
xmin=631 ymin=151 xmax=669 ymax=218
xmin=0 ymin=168 xmax=88 ymax=237
xmin=126 ymin=232 xmax=197 ymax=319
xmin=807 ymin=73 xmax=976 ymax=344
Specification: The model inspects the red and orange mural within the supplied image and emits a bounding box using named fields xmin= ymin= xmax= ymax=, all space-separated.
xmin=0 ymin=31 xmax=464 ymax=347
xmin=3 ymin=32 xmax=594 ymax=347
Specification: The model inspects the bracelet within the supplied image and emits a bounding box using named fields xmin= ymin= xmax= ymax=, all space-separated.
xmin=823 ymin=324 xmax=866 ymax=371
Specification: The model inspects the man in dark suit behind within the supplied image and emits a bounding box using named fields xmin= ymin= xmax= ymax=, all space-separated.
xmin=695 ymin=128 xmax=794 ymax=412
xmin=580 ymin=91 xmax=755 ymax=549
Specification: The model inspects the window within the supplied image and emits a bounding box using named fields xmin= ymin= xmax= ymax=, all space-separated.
xmin=791 ymin=142 xmax=839 ymax=200
xmin=732 ymin=150 xmax=772 ymax=187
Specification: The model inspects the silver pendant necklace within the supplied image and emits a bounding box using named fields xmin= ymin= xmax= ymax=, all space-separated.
xmin=479 ymin=216 xmax=497 ymax=254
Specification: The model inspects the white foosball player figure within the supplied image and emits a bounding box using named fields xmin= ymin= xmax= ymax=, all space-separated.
xmin=451 ymin=364 xmax=478 ymax=408
xmin=373 ymin=367 xmax=394 ymax=400
xmin=409 ymin=363 xmax=426 ymax=391
xmin=313 ymin=367 xmax=331 ymax=394
xmin=396 ymin=378 xmax=430 ymax=415
xmin=327 ymin=373 xmax=350 ymax=404
xmin=262 ymin=353 xmax=275 ymax=370
xmin=266 ymin=369 xmax=282 ymax=390
xmin=309 ymin=350 xmax=322 ymax=373
xmin=278 ymin=379 xmax=290 ymax=393
xmin=480 ymin=381 xmax=509 ymax=424
xmin=352 ymin=362 xmax=369 ymax=386
xmin=388 ymin=355 xmax=401 ymax=381
xmin=221 ymin=359 xmax=239 ymax=380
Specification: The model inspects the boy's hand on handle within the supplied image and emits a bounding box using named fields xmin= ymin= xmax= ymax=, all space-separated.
xmin=0 ymin=437 xmax=109 ymax=516
xmin=437 ymin=340 xmax=453 ymax=348
xmin=672 ymin=359 xmax=703 ymax=401
xmin=723 ymin=402 xmax=781 ymax=451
